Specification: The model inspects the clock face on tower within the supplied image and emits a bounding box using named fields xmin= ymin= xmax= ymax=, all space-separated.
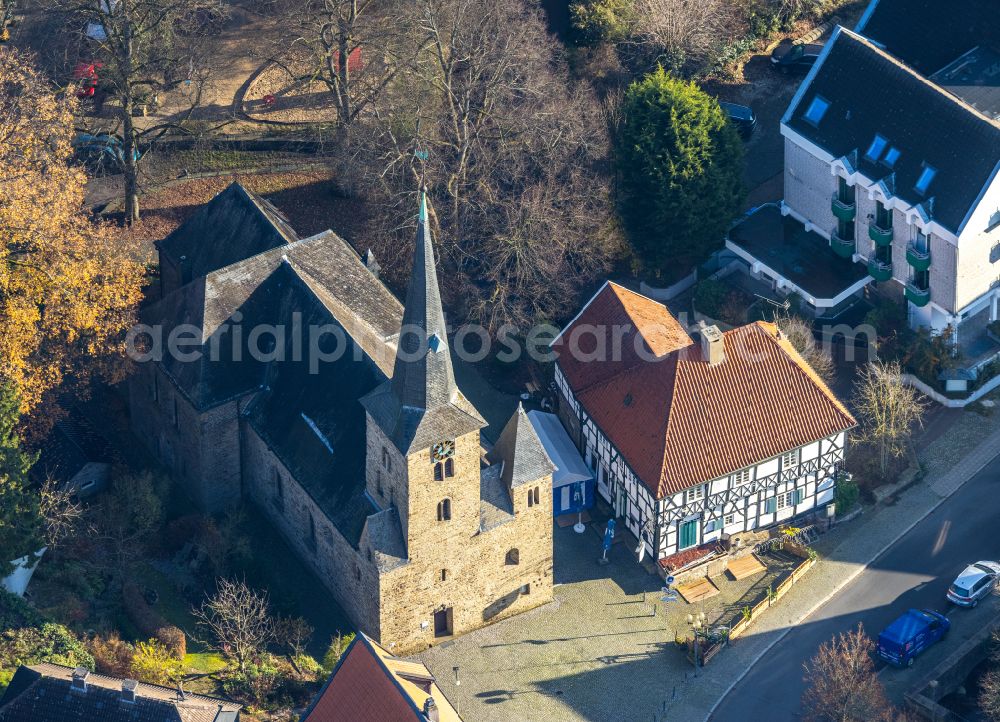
xmin=431 ymin=440 xmax=455 ymax=462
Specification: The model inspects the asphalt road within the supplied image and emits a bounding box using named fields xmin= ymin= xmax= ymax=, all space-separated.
xmin=710 ymin=451 xmax=1000 ymax=721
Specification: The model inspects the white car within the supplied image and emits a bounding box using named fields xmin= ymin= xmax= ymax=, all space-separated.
xmin=947 ymin=561 xmax=1000 ymax=607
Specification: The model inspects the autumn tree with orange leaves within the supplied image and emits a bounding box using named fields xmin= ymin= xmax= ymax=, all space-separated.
xmin=0 ymin=48 xmax=144 ymax=421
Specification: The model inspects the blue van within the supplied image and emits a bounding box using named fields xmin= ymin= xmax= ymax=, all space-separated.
xmin=876 ymin=609 xmax=950 ymax=667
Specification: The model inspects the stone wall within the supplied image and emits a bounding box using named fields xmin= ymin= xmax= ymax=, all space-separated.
xmin=127 ymin=362 xmax=243 ymax=512
xmin=242 ymin=425 xmax=381 ymax=638
xmin=367 ymin=420 xmax=554 ymax=655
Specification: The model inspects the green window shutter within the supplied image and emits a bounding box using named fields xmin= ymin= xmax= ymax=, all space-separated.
xmin=794 ymin=488 xmax=804 ymax=505
xmin=765 ymin=497 xmax=776 ymax=514
xmin=679 ymin=519 xmax=698 ymax=549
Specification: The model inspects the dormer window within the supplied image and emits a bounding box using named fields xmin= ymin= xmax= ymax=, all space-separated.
xmin=685 ymin=486 xmax=705 ymax=504
xmin=915 ymin=164 xmax=937 ymax=195
xmin=803 ymin=96 xmax=829 ymax=126
xmin=865 ymin=134 xmax=888 ymax=162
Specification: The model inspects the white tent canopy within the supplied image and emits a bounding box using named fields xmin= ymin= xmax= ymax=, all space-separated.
xmin=527 ymin=410 xmax=592 ymax=488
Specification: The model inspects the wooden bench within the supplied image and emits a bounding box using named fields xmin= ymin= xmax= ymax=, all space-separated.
xmin=727 ymin=554 xmax=766 ymax=581
xmin=675 ymin=578 xmax=720 ymax=604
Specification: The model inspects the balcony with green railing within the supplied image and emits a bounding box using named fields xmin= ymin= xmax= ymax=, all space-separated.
xmin=830 ymin=229 xmax=856 ymax=258
xmin=868 ymin=257 xmax=892 ymax=282
xmin=831 ymin=193 xmax=856 ymax=222
xmin=905 ymin=282 xmax=930 ymax=307
xmin=868 ymin=222 xmax=893 ymax=246
xmin=906 ymin=243 xmax=931 ymax=272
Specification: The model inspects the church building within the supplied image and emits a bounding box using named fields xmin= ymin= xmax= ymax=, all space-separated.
xmin=130 ymin=183 xmax=555 ymax=654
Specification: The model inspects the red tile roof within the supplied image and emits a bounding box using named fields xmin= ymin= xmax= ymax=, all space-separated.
xmin=302 ymin=634 xmax=461 ymax=722
xmin=553 ymin=282 xmax=692 ymax=392
xmin=556 ymin=284 xmax=856 ymax=499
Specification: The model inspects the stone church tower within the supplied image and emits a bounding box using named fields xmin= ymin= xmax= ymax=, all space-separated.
xmin=362 ymin=193 xmax=554 ymax=652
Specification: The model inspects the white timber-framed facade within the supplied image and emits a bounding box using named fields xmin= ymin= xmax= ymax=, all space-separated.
xmin=552 ymin=282 xmax=856 ymax=562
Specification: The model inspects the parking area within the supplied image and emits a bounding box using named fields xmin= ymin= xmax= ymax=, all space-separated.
xmin=416 ymin=510 xmax=814 ymax=721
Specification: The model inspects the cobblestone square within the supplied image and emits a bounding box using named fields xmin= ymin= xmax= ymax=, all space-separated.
xmin=416 ymin=513 xmax=793 ymax=721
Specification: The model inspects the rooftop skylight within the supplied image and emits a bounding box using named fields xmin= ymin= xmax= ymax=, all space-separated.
xmin=803 ymin=96 xmax=829 ymax=125
xmin=915 ymin=164 xmax=937 ymax=195
xmin=865 ymin=134 xmax=888 ymax=162
xmin=883 ymin=146 xmax=900 ymax=168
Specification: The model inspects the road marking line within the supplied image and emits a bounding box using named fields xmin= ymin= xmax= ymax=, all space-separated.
xmin=705 ymin=443 xmax=1000 ymax=722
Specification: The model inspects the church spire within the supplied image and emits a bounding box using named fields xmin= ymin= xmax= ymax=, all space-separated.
xmin=389 ymin=190 xmax=457 ymax=410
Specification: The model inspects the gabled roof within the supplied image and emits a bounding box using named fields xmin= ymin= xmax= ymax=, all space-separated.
xmin=553 ymin=282 xmax=693 ymax=392
xmin=784 ymin=27 xmax=1000 ymax=235
xmin=157 ymin=182 xmax=297 ymax=284
xmin=0 ymin=663 xmax=240 ymax=722
xmin=144 ymin=229 xmax=402 ymax=412
xmin=302 ymin=634 xmax=461 ymax=722
xmin=556 ymin=287 xmax=855 ymax=498
xmin=855 ymin=0 xmax=1000 ymax=76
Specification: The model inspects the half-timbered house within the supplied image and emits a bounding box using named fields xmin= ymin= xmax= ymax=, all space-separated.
xmin=552 ymin=282 xmax=856 ymax=561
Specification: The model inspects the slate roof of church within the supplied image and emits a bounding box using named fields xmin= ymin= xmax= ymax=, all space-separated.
xmin=146 ymin=182 xmax=545 ymax=558
xmin=487 ymin=405 xmax=555 ymax=491
xmin=554 ymin=283 xmax=856 ymax=498
xmin=156 ymin=183 xmax=297 ymax=281
xmin=0 ymin=663 xmax=240 ymax=722
xmin=784 ymin=27 xmax=1000 ymax=234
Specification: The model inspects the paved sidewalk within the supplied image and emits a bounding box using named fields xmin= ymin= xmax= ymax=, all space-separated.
xmin=416 ymin=405 xmax=1000 ymax=721
xmin=688 ymin=410 xmax=1000 ymax=720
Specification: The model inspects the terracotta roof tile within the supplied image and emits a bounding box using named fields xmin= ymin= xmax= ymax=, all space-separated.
xmin=303 ymin=634 xmax=461 ymax=722
xmin=553 ymin=282 xmax=692 ymax=392
xmin=559 ymin=290 xmax=856 ymax=499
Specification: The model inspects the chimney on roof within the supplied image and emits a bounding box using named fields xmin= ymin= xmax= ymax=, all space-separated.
xmin=423 ymin=697 xmax=441 ymax=722
xmin=121 ymin=679 xmax=138 ymax=703
xmin=70 ymin=667 xmax=89 ymax=693
xmin=698 ymin=322 xmax=725 ymax=366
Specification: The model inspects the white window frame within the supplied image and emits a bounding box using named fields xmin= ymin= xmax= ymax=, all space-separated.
xmin=724 ymin=513 xmax=736 ymax=526
xmin=732 ymin=468 xmax=751 ymax=485
xmin=781 ymin=449 xmax=800 ymax=468
xmin=776 ymin=490 xmax=795 ymax=511
xmin=685 ymin=485 xmax=705 ymax=504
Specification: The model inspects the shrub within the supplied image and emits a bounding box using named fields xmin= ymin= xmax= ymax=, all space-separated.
xmin=0 ymin=623 xmax=93 ymax=670
xmin=618 ymin=68 xmax=744 ymax=276
xmin=0 ymin=589 xmax=46 ymax=631
xmin=321 ymin=632 xmax=355 ymax=673
xmin=155 ymin=626 xmax=186 ymax=660
xmin=834 ymin=472 xmax=860 ymax=514
xmin=130 ymin=640 xmax=182 ymax=686
xmin=222 ymin=655 xmax=282 ymax=707
xmin=694 ymin=279 xmax=729 ymax=319
xmin=89 ymin=633 xmax=135 ymax=677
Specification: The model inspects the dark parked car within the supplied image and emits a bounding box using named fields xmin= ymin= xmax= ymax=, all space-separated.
xmin=719 ymin=101 xmax=757 ymax=139
xmin=770 ymin=40 xmax=823 ymax=72
xmin=876 ymin=609 xmax=950 ymax=668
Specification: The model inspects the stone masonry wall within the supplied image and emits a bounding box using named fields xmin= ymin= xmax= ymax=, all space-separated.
xmin=242 ymin=425 xmax=381 ymax=638
xmin=372 ymin=421 xmax=554 ymax=655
